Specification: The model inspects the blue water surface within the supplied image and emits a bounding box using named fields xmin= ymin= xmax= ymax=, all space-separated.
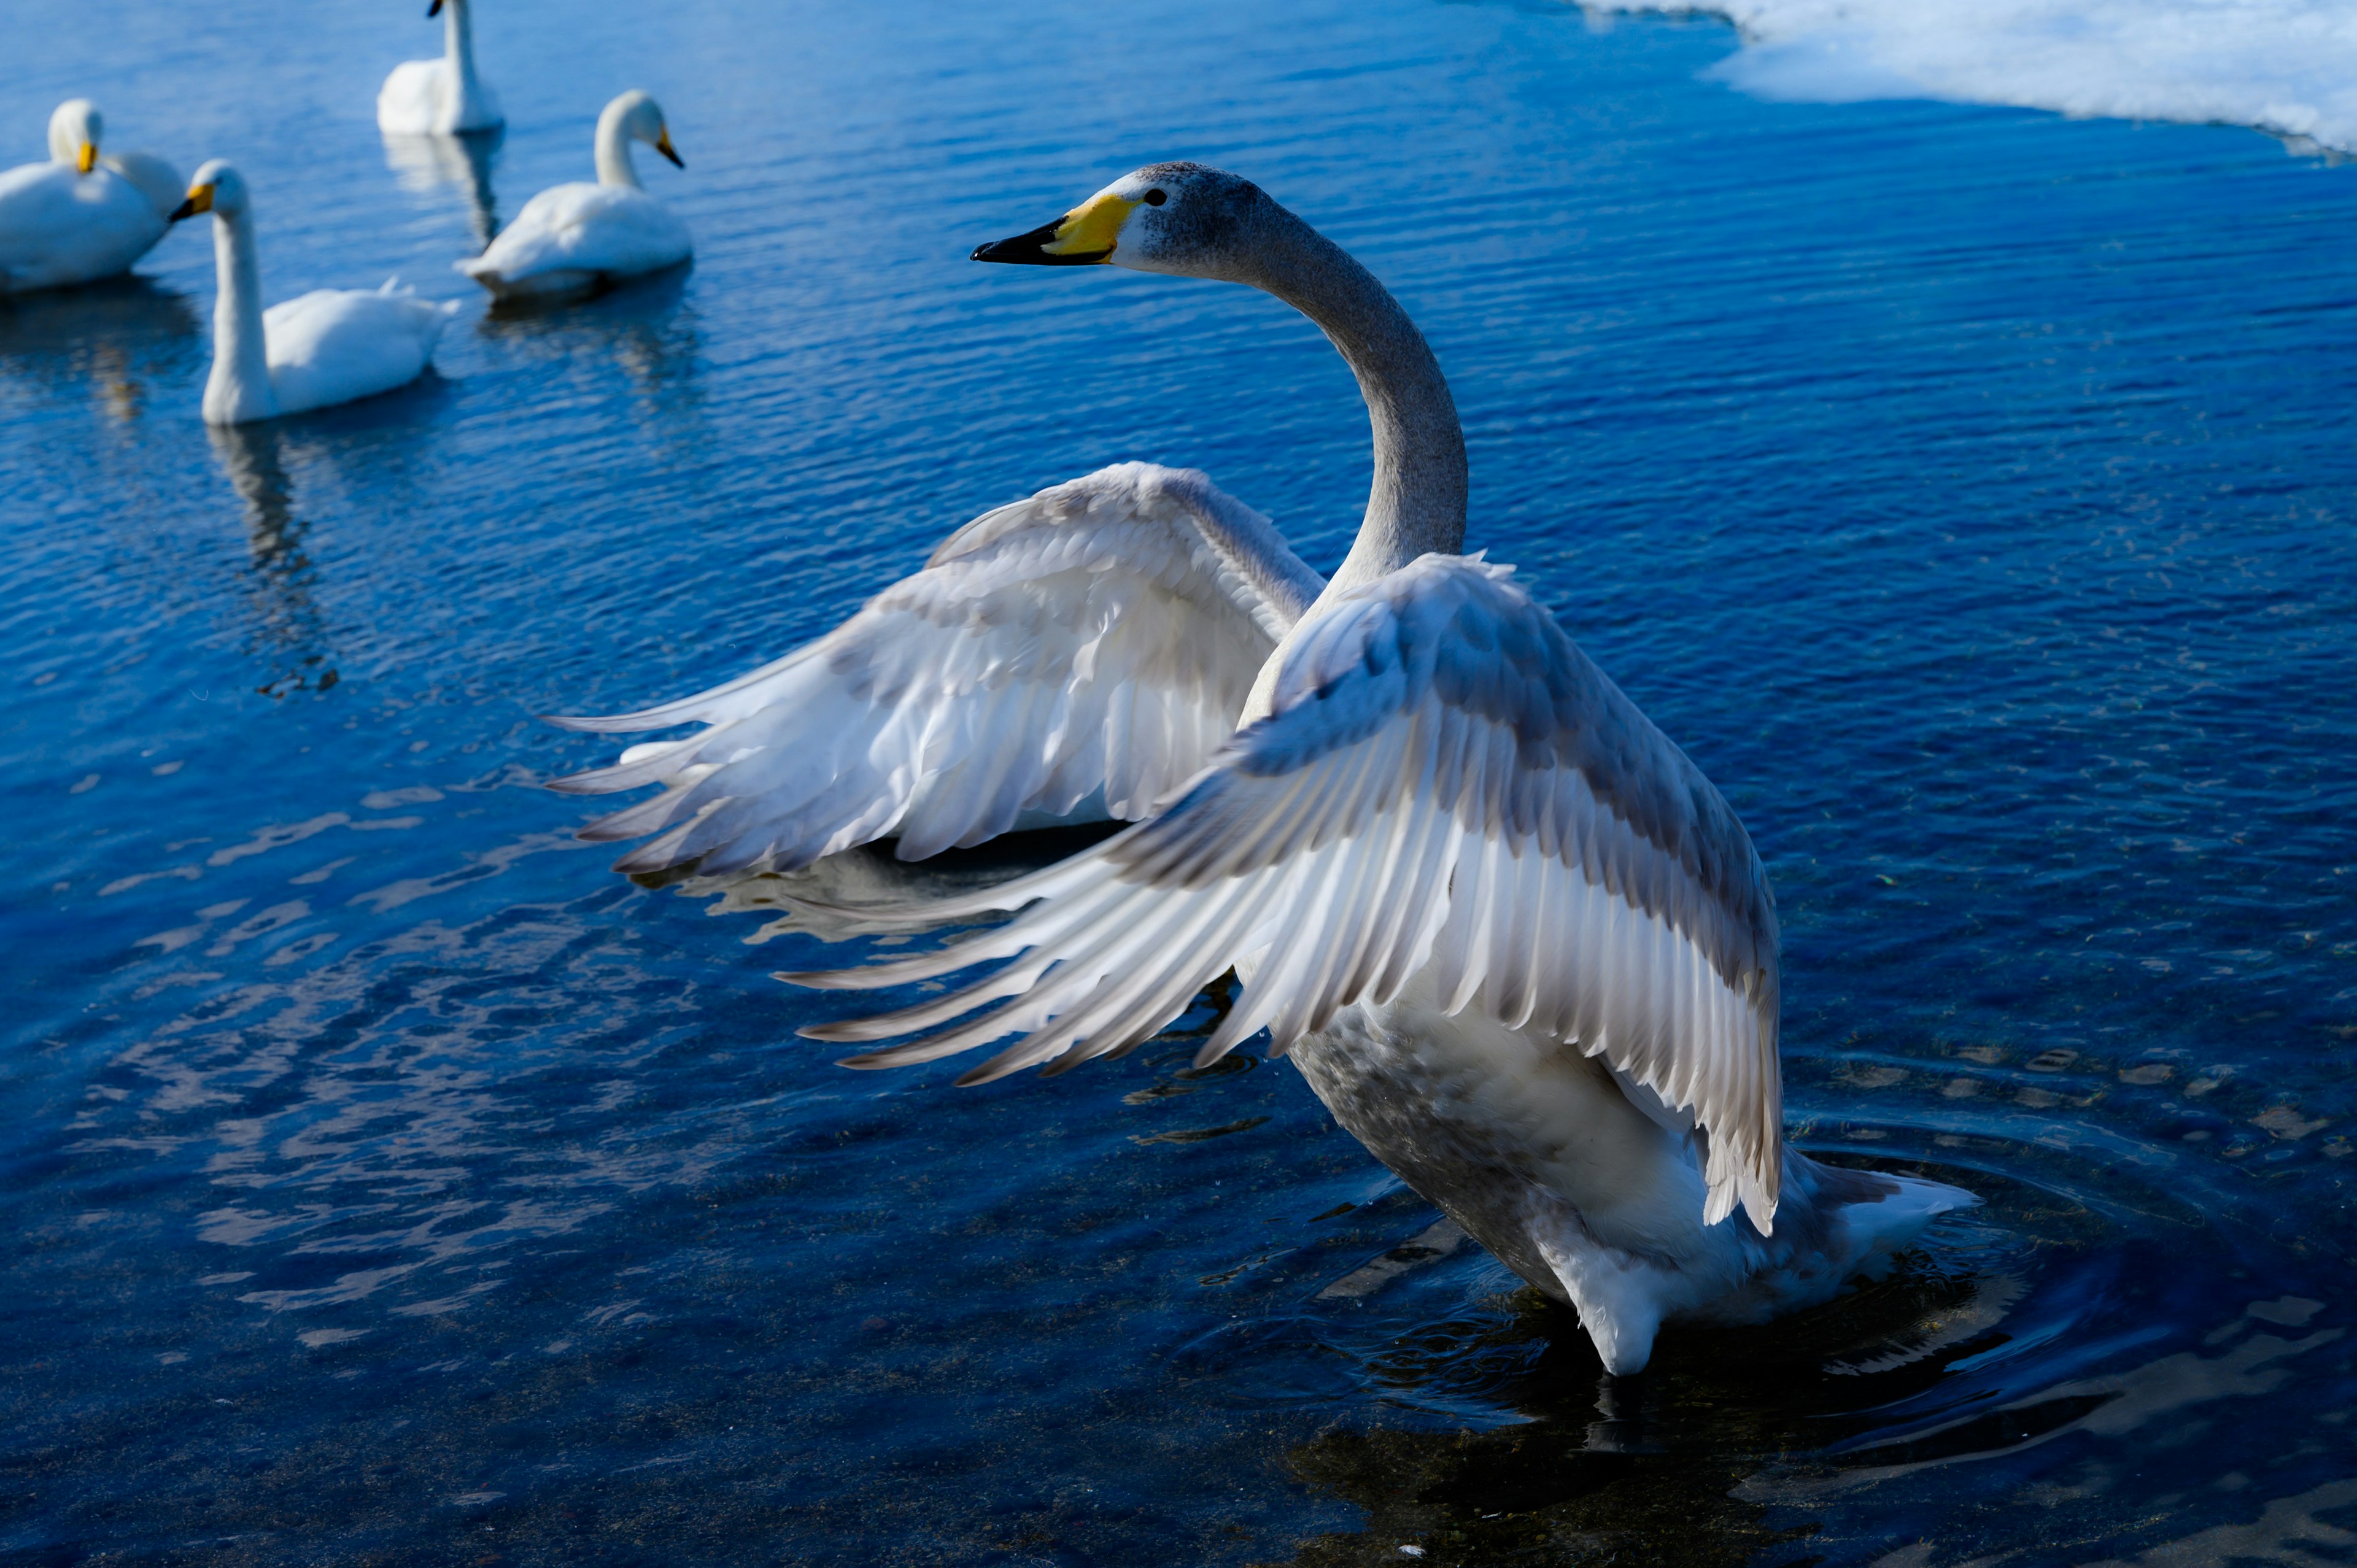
xmin=4 ymin=0 xmax=2355 ymax=1563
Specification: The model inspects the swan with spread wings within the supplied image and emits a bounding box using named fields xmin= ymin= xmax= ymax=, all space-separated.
xmin=557 ymin=163 xmax=1971 ymax=1374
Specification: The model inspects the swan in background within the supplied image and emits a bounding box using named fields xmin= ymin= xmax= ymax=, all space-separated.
xmin=173 ymin=161 xmax=456 ymax=425
xmin=377 ymin=0 xmax=503 ymax=136
xmin=747 ymin=163 xmax=1976 ymax=1377
xmin=0 ymin=100 xmax=183 ymax=293
xmin=457 ymin=91 xmax=690 ymax=301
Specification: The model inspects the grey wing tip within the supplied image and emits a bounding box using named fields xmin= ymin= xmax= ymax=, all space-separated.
xmin=608 ymin=841 xmax=695 ymax=875
xmin=546 ymin=770 xmax=619 ymax=796
xmin=539 ymin=710 xmax=673 ymax=735
xmin=777 ymin=970 xmax=867 ymax=992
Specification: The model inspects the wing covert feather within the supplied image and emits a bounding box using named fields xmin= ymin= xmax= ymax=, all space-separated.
xmin=547 ymin=463 xmax=1325 ymax=876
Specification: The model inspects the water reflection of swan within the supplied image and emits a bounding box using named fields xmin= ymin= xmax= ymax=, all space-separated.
xmin=476 ymin=267 xmax=702 ymax=427
xmin=207 ymin=422 xmax=335 ymax=695
xmin=381 ymin=123 xmax=503 ymax=250
xmin=0 ymin=273 xmax=198 ymax=419
xmin=1264 ymin=1269 xmax=2023 ymax=1562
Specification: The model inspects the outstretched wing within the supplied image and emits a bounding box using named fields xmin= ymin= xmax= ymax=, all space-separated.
xmin=788 ymin=554 xmax=1786 ymax=1232
xmin=548 ymin=463 xmax=1325 ymax=876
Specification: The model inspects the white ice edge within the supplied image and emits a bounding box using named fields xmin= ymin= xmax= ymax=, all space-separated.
xmin=1589 ymin=0 xmax=2357 ymax=155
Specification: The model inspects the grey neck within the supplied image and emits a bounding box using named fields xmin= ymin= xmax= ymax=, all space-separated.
xmin=1244 ymin=211 xmax=1466 ymax=592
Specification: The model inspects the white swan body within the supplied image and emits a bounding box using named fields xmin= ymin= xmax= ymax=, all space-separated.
xmin=377 ymin=0 xmax=502 ymax=135
xmin=458 ymin=91 xmax=688 ymax=301
xmin=0 ymin=101 xmax=182 ymax=293
xmin=177 ymin=161 xmax=456 ymax=425
xmin=771 ymin=164 xmax=1974 ymax=1375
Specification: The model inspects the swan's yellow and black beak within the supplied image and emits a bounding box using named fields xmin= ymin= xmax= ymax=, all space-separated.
xmin=972 ymin=190 xmax=1135 ymax=266
xmin=656 ymin=129 xmax=683 ymax=169
xmin=169 ymin=182 xmax=214 ymax=223
xmin=76 ymin=142 xmax=96 ymax=175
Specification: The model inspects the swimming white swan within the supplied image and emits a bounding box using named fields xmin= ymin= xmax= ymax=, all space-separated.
xmin=456 ymin=91 xmax=689 ymax=301
xmin=376 ymin=0 xmax=503 ymax=136
xmin=174 ymin=161 xmax=456 ymax=425
xmin=0 ymin=100 xmax=183 ymax=293
xmin=764 ymin=164 xmax=1975 ymax=1376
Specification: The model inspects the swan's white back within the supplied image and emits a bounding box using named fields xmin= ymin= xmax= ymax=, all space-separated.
xmin=260 ymin=282 xmax=454 ymax=418
xmin=460 ymin=183 xmax=689 ymax=298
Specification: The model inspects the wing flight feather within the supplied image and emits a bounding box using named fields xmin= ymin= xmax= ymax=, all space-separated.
xmin=786 ymin=554 xmax=1787 ymax=1232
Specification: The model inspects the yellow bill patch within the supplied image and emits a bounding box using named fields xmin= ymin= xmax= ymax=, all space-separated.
xmin=181 ymin=183 xmax=214 ymax=214
xmin=77 ymin=143 xmax=96 ymax=174
xmin=1042 ymin=190 xmax=1136 ymax=262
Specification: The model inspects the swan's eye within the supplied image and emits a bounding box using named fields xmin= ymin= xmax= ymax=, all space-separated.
xmin=1142 ymin=188 xmax=1167 ymax=207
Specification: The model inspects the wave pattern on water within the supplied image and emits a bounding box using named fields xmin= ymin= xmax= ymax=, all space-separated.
xmin=6 ymin=0 xmax=2357 ymax=1561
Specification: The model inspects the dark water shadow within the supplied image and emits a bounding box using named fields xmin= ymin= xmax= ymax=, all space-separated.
xmin=1253 ymin=1145 xmax=2343 ymax=1567
xmin=476 ymin=254 xmax=696 ymax=320
xmin=382 ymin=124 xmax=505 ymax=250
xmin=477 ymin=266 xmax=706 ymax=441
xmin=0 ymin=274 xmax=201 ymax=422
xmin=1262 ymin=1250 xmax=2022 ymax=1565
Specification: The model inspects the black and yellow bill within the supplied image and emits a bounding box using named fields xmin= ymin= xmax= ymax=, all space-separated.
xmin=972 ymin=190 xmax=1134 ymax=266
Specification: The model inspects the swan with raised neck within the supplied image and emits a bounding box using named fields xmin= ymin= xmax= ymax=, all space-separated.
xmin=899 ymin=164 xmax=1979 ymax=1375
xmin=454 ymin=91 xmax=685 ymax=301
xmin=172 ymin=160 xmax=454 ymax=424
xmin=377 ymin=0 xmax=503 ymax=136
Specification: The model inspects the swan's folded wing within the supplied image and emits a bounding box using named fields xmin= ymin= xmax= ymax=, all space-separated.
xmin=787 ymin=554 xmax=1786 ymax=1232
xmin=462 ymin=184 xmax=688 ymax=282
xmin=261 ymin=287 xmax=449 ymax=414
xmin=548 ymin=462 xmax=1326 ymax=876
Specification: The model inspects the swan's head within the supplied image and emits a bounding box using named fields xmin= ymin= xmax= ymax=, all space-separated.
xmin=602 ymin=90 xmax=684 ymax=169
xmin=971 ymin=163 xmax=1277 ymax=282
xmin=47 ymin=99 xmax=102 ymax=175
xmin=171 ymin=160 xmax=250 ymax=223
